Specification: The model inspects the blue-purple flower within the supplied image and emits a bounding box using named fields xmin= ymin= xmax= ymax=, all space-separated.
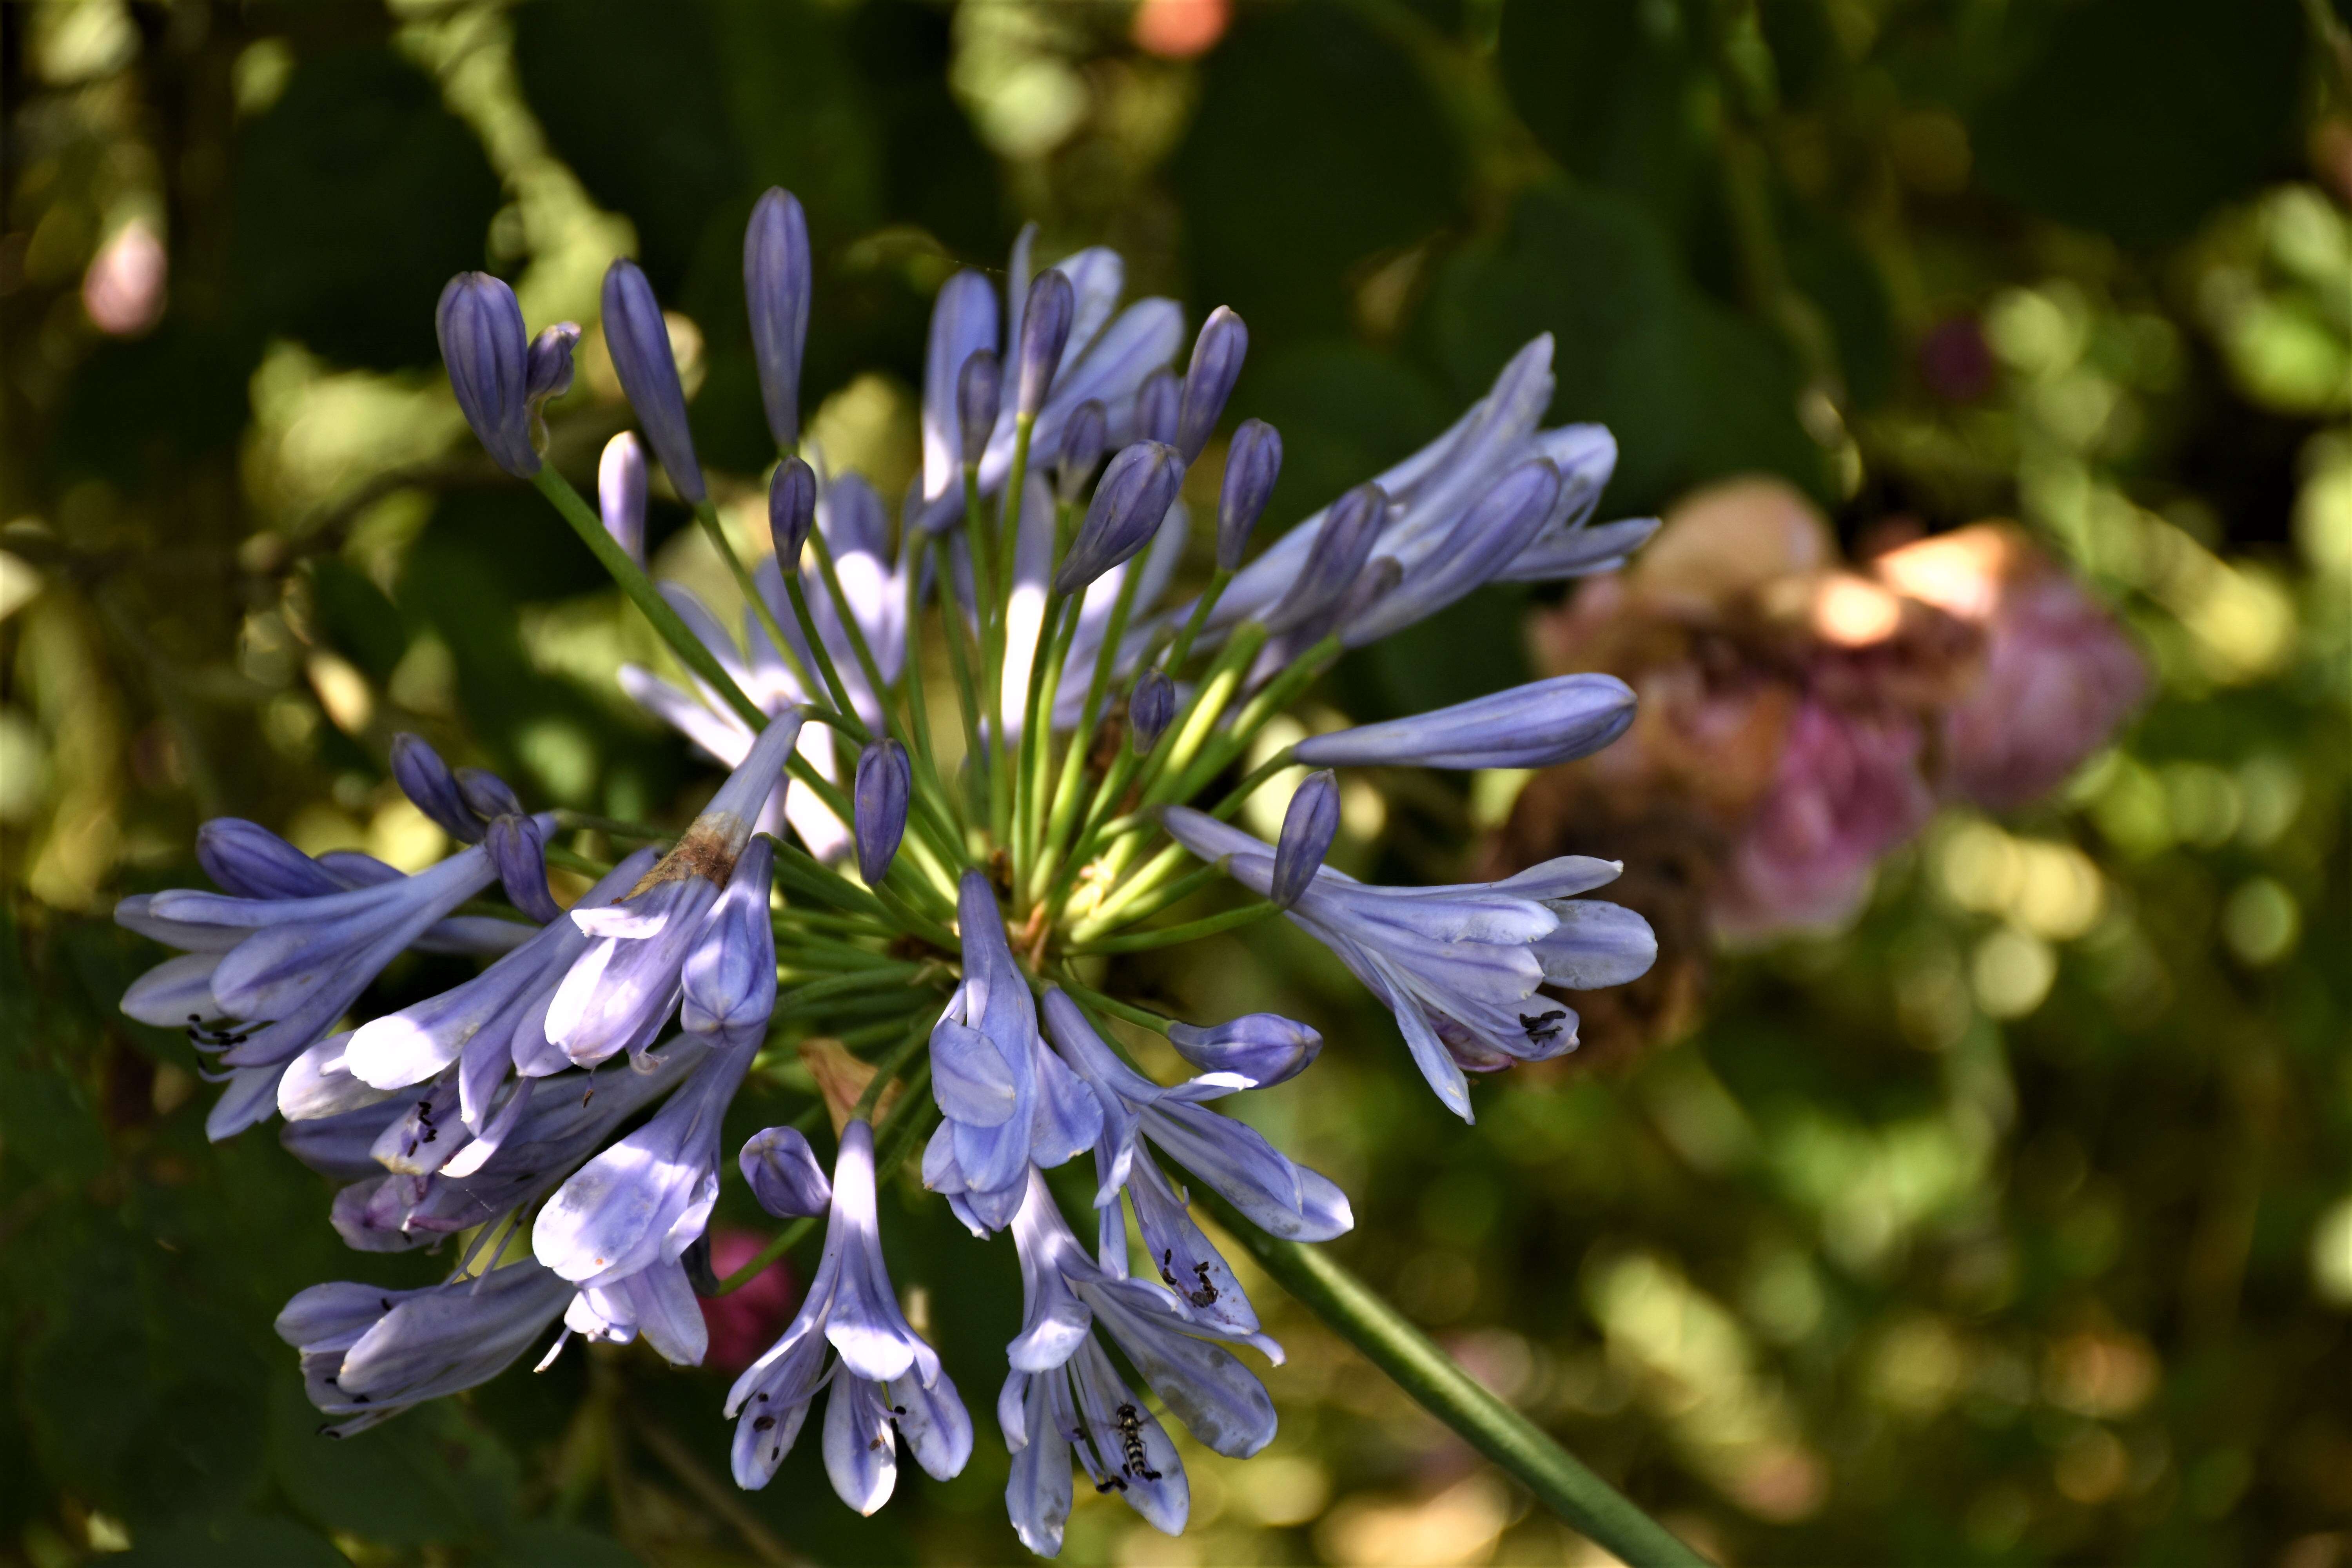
xmin=725 ymin=1120 xmax=971 ymax=1509
xmin=1159 ymin=807 xmax=1657 ymax=1120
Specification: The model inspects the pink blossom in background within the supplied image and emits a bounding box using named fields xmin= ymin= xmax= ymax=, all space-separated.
xmin=83 ymin=218 xmax=167 ymax=337
xmin=1713 ymin=701 xmax=1937 ymax=942
xmin=699 ymin=1226 xmax=798 ymax=1375
xmin=1877 ymin=525 xmax=2149 ymax=810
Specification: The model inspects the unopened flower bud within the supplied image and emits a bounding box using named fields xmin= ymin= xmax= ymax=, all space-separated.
xmin=524 ymin=323 xmax=580 ymax=408
xmin=1053 ymin=441 xmax=1183 ymax=596
xmin=958 ymin=350 xmax=1001 ymax=468
xmin=1175 ymin=306 xmax=1246 ymax=463
xmin=1294 ymin=673 xmax=1635 ymax=770
xmin=1014 ymin=268 xmax=1074 ymax=418
xmin=1054 ymin=399 xmax=1108 ymax=505
xmin=1216 ymin=418 xmax=1281 ymax=570
xmin=769 ymin=456 xmax=817 ymax=565
xmin=1135 ymin=368 xmax=1181 ymax=447
xmin=1268 ymin=769 xmax=1339 ymax=909
xmin=744 ymin=187 xmax=811 ymax=451
xmin=600 ymin=258 xmax=705 ymax=504
xmin=436 ymin=272 xmax=536 ymax=476
xmin=456 ymin=767 xmax=524 ymax=823
xmin=1267 ymin=483 xmax=1386 ymax=632
xmin=1130 ymin=668 xmax=1175 ymax=755
xmin=853 ymin=738 xmax=911 ymax=888
xmin=390 ymin=733 xmax=481 ymax=844
xmin=599 ymin=432 xmax=646 ymax=566
xmin=739 ymin=1125 xmax=831 ymax=1218
xmin=485 ymin=812 xmax=561 ymax=923
xmin=1166 ymin=1012 xmax=1321 ymax=1088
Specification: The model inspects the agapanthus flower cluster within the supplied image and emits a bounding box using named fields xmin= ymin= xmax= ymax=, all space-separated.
xmin=120 ymin=186 xmax=1660 ymax=1552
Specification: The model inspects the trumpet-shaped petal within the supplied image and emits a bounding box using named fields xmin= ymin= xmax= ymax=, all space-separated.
xmin=1161 ymin=806 xmax=1653 ymax=1119
xmin=1292 ymin=673 xmax=1636 ymax=771
xmin=279 ymin=1261 xmax=571 ymax=1435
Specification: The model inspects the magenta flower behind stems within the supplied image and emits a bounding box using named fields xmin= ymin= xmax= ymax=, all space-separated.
xmin=725 ymin=1121 xmax=973 ymax=1509
xmin=1941 ymin=566 xmax=2147 ymax=808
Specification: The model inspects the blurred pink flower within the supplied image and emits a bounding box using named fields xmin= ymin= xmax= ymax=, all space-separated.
xmin=1713 ymin=701 xmax=1936 ymax=942
xmin=83 ymin=218 xmax=167 ymax=337
xmin=699 ymin=1226 xmax=798 ymax=1375
xmin=1876 ymin=525 xmax=2148 ymax=810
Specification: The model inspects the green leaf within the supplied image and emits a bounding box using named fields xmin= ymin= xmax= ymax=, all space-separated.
xmin=1972 ymin=0 xmax=2305 ymax=245
xmin=1173 ymin=1 xmax=1461 ymax=347
xmin=270 ymin=1374 xmax=521 ymax=1548
xmin=116 ymin=1514 xmax=347 ymax=1568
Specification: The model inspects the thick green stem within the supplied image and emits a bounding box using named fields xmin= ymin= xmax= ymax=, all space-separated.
xmin=1197 ymin=1192 xmax=1714 ymax=1568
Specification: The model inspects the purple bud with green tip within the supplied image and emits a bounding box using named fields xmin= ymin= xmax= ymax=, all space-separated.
xmin=1052 ymin=441 xmax=1182 ymax=596
xmin=436 ymin=272 xmax=536 ymax=476
xmin=601 ymin=258 xmax=705 ymax=504
xmin=1268 ymin=769 xmax=1339 ymax=909
xmin=744 ymin=187 xmax=811 ymax=451
xmin=1215 ymin=418 xmax=1281 ymax=570
xmin=853 ymin=737 xmax=911 ymax=888
xmin=1174 ymin=306 xmax=1246 ymax=463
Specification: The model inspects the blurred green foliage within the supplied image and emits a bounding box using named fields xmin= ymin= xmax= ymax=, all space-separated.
xmin=3 ymin=1 xmax=2347 ymax=1565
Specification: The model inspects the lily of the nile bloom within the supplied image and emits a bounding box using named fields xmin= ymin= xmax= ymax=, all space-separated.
xmin=298 ymin=1041 xmax=707 ymax=1255
xmin=1160 ymin=808 xmax=1657 ymax=1120
xmin=999 ymin=1165 xmax=1282 ymax=1555
xmin=281 ymin=1259 xmax=574 ymax=1436
xmin=1292 ymin=672 xmax=1637 ymax=771
xmin=533 ymin=839 xmax=779 ymax=1366
xmin=1040 ymin=988 xmax=1350 ymax=1249
xmin=740 ymin=1124 xmax=831 ymax=1218
xmin=116 ymin=792 xmax=555 ymax=1138
xmin=745 ymin=186 xmax=811 ymax=452
xmin=1161 ymin=337 xmax=1660 ymax=665
xmin=544 ymin=713 xmax=799 ymax=1070
xmin=854 ymin=739 xmax=911 ymax=887
xmin=917 ymin=223 xmax=1183 ymax=531
xmin=726 ymin=1120 xmax=972 ymax=1511
xmin=924 ymin=871 xmax=1102 ymax=1232
xmin=316 ymin=846 xmax=657 ymax=1173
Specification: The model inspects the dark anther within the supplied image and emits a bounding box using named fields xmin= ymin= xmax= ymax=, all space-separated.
xmin=753 ymin=1415 xmax=776 ymax=1431
xmin=1519 ymin=1008 xmax=1567 ymax=1043
xmin=1158 ymin=1249 xmax=1180 ymax=1290
xmin=1189 ymin=1260 xmax=1220 ymax=1308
